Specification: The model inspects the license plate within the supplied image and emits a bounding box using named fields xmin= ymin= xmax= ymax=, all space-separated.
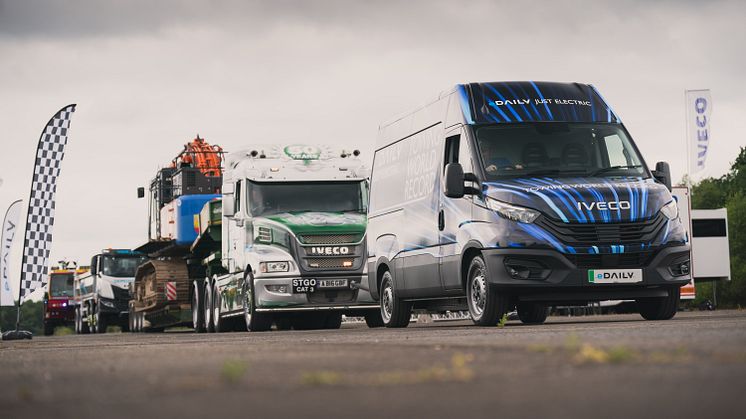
xmin=293 ymin=279 xmax=317 ymax=293
xmin=318 ymin=279 xmax=348 ymax=289
xmin=588 ymin=269 xmax=643 ymax=284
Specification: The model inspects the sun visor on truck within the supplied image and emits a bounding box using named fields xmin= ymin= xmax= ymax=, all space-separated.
xmin=459 ymin=81 xmax=621 ymax=125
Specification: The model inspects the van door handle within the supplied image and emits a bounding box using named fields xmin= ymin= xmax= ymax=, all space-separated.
xmin=438 ymin=209 xmax=445 ymax=231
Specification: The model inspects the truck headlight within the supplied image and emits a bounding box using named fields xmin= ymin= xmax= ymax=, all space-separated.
xmin=660 ymin=200 xmax=679 ymax=220
xmin=259 ymin=261 xmax=290 ymax=273
xmin=486 ymin=197 xmax=540 ymax=224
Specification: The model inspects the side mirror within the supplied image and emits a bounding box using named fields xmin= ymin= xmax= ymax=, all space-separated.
xmin=223 ymin=193 xmax=235 ymax=217
xmin=444 ymin=163 xmax=465 ymax=198
xmin=137 ymin=187 xmax=145 ymax=199
xmin=90 ymin=255 xmax=98 ymax=276
xmin=653 ymin=161 xmax=672 ymax=191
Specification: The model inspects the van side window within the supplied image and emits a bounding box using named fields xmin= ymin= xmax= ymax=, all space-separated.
xmin=235 ymin=180 xmax=242 ymax=213
xmin=444 ymin=134 xmax=460 ymax=171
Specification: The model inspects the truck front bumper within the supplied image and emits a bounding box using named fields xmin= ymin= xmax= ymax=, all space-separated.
xmin=481 ymin=245 xmax=691 ymax=303
xmin=253 ymin=273 xmax=378 ymax=313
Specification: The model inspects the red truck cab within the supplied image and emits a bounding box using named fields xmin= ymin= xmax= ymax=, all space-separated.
xmin=43 ymin=266 xmax=86 ymax=335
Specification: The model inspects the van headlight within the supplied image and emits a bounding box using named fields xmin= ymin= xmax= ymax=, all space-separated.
xmin=660 ymin=200 xmax=679 ymax=220
xmin=486 ymin=197 xmax=540 ymax=224
xmin=259 ymin=261 xmax=290 ymax=273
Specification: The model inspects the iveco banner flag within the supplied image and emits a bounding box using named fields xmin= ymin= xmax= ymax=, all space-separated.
xmin=686 ymin=89 xmax=711 ymax=174
xmin=1 ymin=200 xmax=23 ymax=306
xmin=18 ymin=104 xmax=76 ymax=301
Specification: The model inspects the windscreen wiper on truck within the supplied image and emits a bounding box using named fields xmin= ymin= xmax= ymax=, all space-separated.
xmin=590 ymin=165 xmax=643 ymax=177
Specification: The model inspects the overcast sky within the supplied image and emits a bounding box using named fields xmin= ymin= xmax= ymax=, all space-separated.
xmin=1 ymin=0 xmax=744 ymax=300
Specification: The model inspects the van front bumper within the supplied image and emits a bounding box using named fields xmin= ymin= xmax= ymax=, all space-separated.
xmin=481 ymin=245 xmax=691 ymax=303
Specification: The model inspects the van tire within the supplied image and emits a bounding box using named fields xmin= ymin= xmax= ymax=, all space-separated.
xmin=364 ymin=311 xmax=385 ymax=328
xmin=379 ymin=270 xmax=412 ymax=328
xmin=467 ymin=256 xmax=510 ymax=326
xmin=517 ymin=302 xmax=549 ymax=324
xmin=637 ymin=287 xmax=680 ymax=320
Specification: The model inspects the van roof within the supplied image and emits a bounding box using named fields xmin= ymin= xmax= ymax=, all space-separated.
xmin=459 ymin=81 xmax=620 ymax=125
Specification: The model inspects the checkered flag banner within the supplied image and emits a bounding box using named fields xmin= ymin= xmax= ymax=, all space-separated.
xmin=18 ymin=104 xmax=76 ymax=301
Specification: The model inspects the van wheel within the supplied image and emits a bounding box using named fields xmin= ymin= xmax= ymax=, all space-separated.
xmin=364 ymin=311 xmax=384 ymax=328
xmin=192 ymin=280 xmax=206 ymax=333
xmin=243 ymin=272 xmax=272 ymax=332
xmin=637 ymin=287 xmax=680 ymax=320
xmin=380 ymin=270 xmax=412 ymax=328
xmin=467 ymin=256 xmax=510 ymax=326
xmin=204 ymin=278 xmax=215 ymax=333
xmin=517 ymin=302 xmax=549 ymax=324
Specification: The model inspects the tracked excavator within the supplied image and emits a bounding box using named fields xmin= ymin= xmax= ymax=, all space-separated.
xmin=129 ymin=136 xmax=224 ymax=332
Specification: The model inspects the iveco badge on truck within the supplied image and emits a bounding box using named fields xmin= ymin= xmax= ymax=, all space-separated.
xmin=366 ymin=81 xmax=691 ymax=327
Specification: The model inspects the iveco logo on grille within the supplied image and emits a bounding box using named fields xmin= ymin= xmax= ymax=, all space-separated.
xmin=309 ymin=246 xmax=351 ymax=255
xmin=577 ymin=201 xmax=631 ymax=211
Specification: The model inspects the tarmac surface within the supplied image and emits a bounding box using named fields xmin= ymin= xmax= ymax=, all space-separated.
xmin=2 ymin=310 xmax=745 ymax=419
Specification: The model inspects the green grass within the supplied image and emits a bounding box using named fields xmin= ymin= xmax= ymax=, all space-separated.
xmin=497 ymin=313 xmax=509 ymax=328
xmin=220 ymin=360 xmax=248 ymax=383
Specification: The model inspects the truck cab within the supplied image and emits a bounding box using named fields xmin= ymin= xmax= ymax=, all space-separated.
xmin=43 ymin=265 xmax=81 ymax=335
xmin=199 ymin=144 xmax=381 ymax=332
xmin=74 ymin=249 xmax=148 ymax=333
xmin=367 ymin=81 xmax=691 ymax=327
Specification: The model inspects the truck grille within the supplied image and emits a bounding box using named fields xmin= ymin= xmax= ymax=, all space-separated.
xmin=565 ymin=251 xmax=656 ymax=269
xmin=298 ymin=234 xmax=362 ymax=245
xmin=537 ymin=213 xmax=666 ymax=247
xmin=306 ymin=258 xmax=356 ymax=269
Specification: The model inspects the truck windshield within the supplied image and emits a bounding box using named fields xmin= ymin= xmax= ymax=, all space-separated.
xmin=475 ymin=123 xmax=648 ymax=180
xmin=247 ymin=181 xmax=367 ymax=217
xmin=49 ymin=274 xmax=74 ymax=297
xmin=102 ymin=255 xmax=148 ymax=278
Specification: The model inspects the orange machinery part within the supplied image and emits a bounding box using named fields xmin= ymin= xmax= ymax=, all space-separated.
xmin=171 ymin=136 xmax=223 ymax=177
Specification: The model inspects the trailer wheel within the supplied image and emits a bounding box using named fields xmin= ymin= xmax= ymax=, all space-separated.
xmin=243 ymin=272 xmax=272 ymax=332
xmin=192 ymin=280 xmax=206 ymax=333
xmin=379 ymin=270 xmax=412 ymax=328
xmin=637 ymin=287 xmax=680 ymax=321
xmin=204 ymin=277 xmax=215 ymax=333
xmin=467 ymin=256 xmax=510 ymax=326
xmin=517 ymin=302 xmax=549 ymax=325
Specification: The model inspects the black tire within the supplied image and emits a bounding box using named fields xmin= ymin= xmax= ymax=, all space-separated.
xmin=43 ymin=322 xmax=55 ymax=336
xmin=323 ymin=313 xmax=343 ymax=329
xmin=74 ymin=307 xmax=81 ymax=334
xmin=379 ymin=270 xmax=412 ymax=328
xmin=364 ymin=311 xmax=385 ymax=328
xmin=94 ymin=303 xmax=108 ymax=334
xmin=637 ymin=287 xmax=680 ymax=320
xmin=517 ymin=302 xmax=549 ymax=324
xmin=243 ymin=272 xmax=272 ymax=332
xmin=204 ymin=278 xmax=215 ymax=333
xmin=213 ymin=281 xmax=230 ymax=333
xmin=467 ymin=256 xmax=510 ymax=326
xmin=192 ymin=280 xmax=206 ymax=333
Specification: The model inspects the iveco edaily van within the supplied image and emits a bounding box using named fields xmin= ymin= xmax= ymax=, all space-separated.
xmin=366 ymin=81 xmax=690 ymax=327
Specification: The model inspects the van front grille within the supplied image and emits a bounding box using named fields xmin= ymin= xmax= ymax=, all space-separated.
xmin=537 ymin=213 xmax=666 ymax=247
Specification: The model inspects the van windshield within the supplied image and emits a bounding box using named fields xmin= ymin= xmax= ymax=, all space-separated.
xmin=247 ymin=181 xmax=367 ymax=217
xmin=475 ymin=123 xmax=648 ymax=180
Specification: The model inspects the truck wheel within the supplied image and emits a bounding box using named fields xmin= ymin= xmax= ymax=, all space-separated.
xmin=80 ymin=307 xmax=90 ymax=334
xmin=637 ymin=287 xmax=680 ymax=320
xmin=204 ymin=278 xmax=215 ymax=333
xmin=95 ymin=303 xmax=108 ymax=334
xmin=243 ymin=273 xmax=272 ymax=332
xmin=517 ymin=302 xmax=549 ymax=324
xmin=192 ymin=280 xmax=206 ymax=333
xmin=213 ymin=281 xmax=229 ymax=333
xmin=43 ymin=322 xmax=55 ymax=336
xmin=467 ymin=256 xmax=510 ymax=326
xmin=324 ymin=313 xmax=343 ymax=329
xmin=364 ymin=311 xmax=384 ymax=328
xmin=74 ymin=308 xmax=81 ymax=334
xmin=380 ymin=270 xmax=412 ymax=328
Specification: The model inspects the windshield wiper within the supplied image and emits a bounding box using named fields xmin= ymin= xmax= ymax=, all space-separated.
xmin=521 ymin=169 xmax=590 ymax=177
xmin=590 ymin=165 xmax=643 ymax=176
